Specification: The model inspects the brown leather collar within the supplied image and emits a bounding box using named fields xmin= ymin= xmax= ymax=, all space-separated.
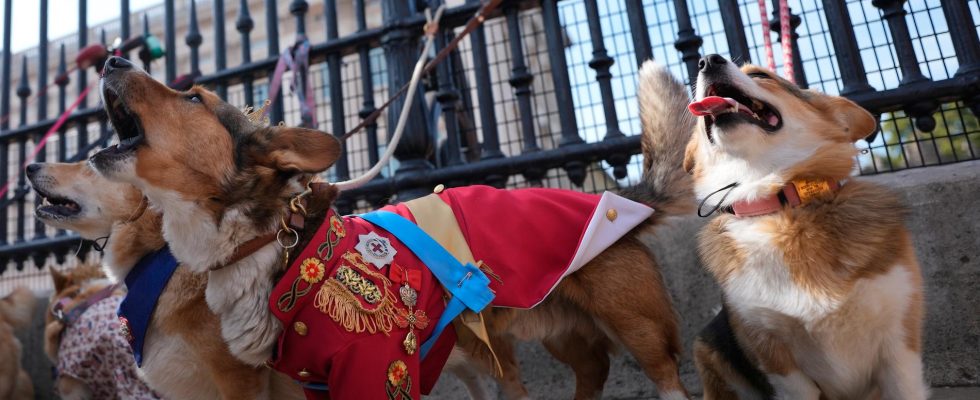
xmin=209 ymin=182 xmax=337 ymax=272
xmin=212 ymin=233 xmax=278 ymax=271
xmin=125 ymin=196 xmax=149 ymax=223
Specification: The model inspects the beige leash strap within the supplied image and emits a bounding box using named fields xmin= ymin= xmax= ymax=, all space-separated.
xmin=403 ymin=194 xmax=503 ymax=376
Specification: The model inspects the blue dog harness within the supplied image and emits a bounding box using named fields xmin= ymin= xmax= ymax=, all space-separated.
xmin=117 ymin=246 xmax=179 ymax=366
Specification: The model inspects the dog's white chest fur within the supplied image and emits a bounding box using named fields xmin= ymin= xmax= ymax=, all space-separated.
xmin=723 ymin=219 xmax=841 ymax=322
xmin=721 ymin=218 xmax=921 ymax=398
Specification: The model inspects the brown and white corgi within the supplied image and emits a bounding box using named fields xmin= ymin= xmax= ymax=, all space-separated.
xmin=683 ymin=54 xmax=927 ymax=399
xmin=87 ymin=56 xmax=694 ymax=399
xmin=28 ymin=161 xmax=304 ymax=400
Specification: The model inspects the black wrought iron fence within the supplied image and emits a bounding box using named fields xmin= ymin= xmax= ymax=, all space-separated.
xmin=0 ymin=0 xmax=978 ymax=292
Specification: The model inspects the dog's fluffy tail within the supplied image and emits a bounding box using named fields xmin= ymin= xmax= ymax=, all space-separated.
xmin=1 ymin=287 xmax=37 ymax=330
xmin=620 ymin=61 xmax=695 ymax=223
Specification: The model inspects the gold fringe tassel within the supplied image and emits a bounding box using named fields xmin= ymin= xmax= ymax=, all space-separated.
xmin=314 ymin=279 xmax=397 ymax=336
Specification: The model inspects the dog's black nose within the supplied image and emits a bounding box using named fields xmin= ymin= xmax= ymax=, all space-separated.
xmin=698 ymin=54 xmax=728 ymax=72
xmin=103 ymin=56 xmax=133 ymax=74
xmin=25 ymin=163 xmax=42 ymax=177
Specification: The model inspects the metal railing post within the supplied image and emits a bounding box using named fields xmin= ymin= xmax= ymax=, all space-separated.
xmin=382 ymin=0 xmax=433 ymax=200
xmin=625 ymin=0 xmax=653 ymax=65
xmin=164 ymin=0 xmax=176 ymax=83
xmin=505 ymin=3 xmax=543 ymax=185
xmin=541 ymin=0 xmax=586 ymax=186
xmin=187 ymin=0 xmax=203 ymax=77
xmin=265 ymin=0 xmax=285 ymax=124
xmin=672 ymin=0 xmax=703 ymax=87
xmin=237 ymin=0 xmax=255 ymax=104
xmin=719 ymin=0 xmax=750 ymax=65
xmin=822 ymin=0 xmax=874 ymax=96
xmin=214 ymin=0 xmax=228 ymax=99
xmin=584 ymin=0 xmax=628 ymax=179
xmin=872 ymin=0 xmax=937 ymax=132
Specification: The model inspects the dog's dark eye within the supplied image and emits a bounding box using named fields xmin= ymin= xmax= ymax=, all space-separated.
xmin=186 ymin=94 xmax=203 ymax=104
xmin=747 ymin=72 xmax=771 ymax=80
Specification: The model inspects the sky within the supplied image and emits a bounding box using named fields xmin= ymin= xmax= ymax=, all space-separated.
xmin=0 ymin=0 xmax=163 ymax=52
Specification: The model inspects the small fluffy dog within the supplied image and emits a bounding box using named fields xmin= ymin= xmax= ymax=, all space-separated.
xmin=88 ymin=56 xmax=694 ymax=399
xmin=28 ymin=161 xmax=303 ymax=400
xmin=0 ymin=286 xmax=36 ymax=400
xmin=43 ymin=263 xmax=158 ymax=400
xmin=684 ymin=54 xmax=927 ymax=399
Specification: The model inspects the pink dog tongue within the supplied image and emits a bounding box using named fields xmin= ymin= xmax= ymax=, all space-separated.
xmin=688 ymin=96 xmax=739 ymax=116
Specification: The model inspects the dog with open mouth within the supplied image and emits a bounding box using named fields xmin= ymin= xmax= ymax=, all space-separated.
xmin=684 ymin=54 xmax=927 ymax=399
xmin=88 ymin=56 xmax=695 ymax=399
xmin=27 ymin=161 xmax=304 ymax=400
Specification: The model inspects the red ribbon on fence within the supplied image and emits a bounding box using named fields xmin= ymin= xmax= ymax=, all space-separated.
xmin=0 ymin=82 xmax=97 ymax=201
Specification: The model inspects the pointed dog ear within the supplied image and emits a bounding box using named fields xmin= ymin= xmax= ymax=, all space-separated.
xmin=50 ymin=268 xmax=69 ymax=293
xmin=246 ymin=127 xmax=342 ymax=173
xmin=823 ymin=97 xmax=878 ymax=142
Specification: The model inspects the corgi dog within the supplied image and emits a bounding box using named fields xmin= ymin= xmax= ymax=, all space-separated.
xmin=683 ymin=54 xmax=927 ymax=399
xmin=43 ymin=262 xmax=158 ymax=400
xmin=87 ymin=56 xmax=694 ymax=399
xmin=0 ymin=286 xmax=36 ymax=400
xmin=27 ymin=161 xmax=304 ymax=400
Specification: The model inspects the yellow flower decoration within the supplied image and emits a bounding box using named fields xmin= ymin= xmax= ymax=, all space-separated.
xmin=330 ymin=215 xmax=346 ymax=238
xmin=300 ymin=257 xmax=325 ymax=284
xmin=387 ymin=360 xmax=408 ymax=386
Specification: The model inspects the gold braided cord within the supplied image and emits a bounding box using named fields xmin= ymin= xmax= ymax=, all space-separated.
xmin=313 ymin=251 xmax=399 ymax=336
xmin=336 ymin=266 xmax=382 ymax=304
xmin=314 ymin=279 xmax=396 ymax=336
xmin=342 ymin=251 xmax=393 ymax=286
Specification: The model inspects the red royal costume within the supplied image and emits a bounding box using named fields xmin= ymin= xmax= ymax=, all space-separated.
xmin=268 ymin=185 xmax=653 ymax=399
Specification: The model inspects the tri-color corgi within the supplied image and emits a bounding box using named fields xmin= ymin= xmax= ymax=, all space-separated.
xmin=684 ymin=54 xmax=927 ymax=400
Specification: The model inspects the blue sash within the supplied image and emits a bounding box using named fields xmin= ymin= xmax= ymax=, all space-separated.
xmin=117 ymin=246 xmax=179 ymax=366
xmin=359 ymin=211 xmax=495 ymax=358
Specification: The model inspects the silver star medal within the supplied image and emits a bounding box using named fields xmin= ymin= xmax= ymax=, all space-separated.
xmin=355 ymin=231 xmax=397 ymax=269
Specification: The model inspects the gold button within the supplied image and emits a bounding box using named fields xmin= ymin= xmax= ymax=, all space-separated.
xmin=606 ymin=209 xmax=618 ymax=221
xmin=433 ymin=184 xmax=445 ymax=194
xmin=293 ymin=321 xmax=308 ymax=336
xmin=298 ymin=369 xmax=311 ymax=378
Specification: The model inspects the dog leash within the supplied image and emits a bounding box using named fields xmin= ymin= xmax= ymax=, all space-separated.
xmin=51 ymin=282 xmax=121 ymax=326
xmin=332 ymin=5 xmax=446 ymax=191
xmin=758 ymin=0 xmax=795 ymax=83
xmin=339 ymin=0 xmax=504 ymax=142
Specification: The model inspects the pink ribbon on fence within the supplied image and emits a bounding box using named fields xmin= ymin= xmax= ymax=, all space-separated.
xmin=779 ymin=0 xmax=795 ymax=83
xmin=758 ymin=0 xmax=776 ymax=72
xmin=758 ymin=0 xmax=795 ymax=83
